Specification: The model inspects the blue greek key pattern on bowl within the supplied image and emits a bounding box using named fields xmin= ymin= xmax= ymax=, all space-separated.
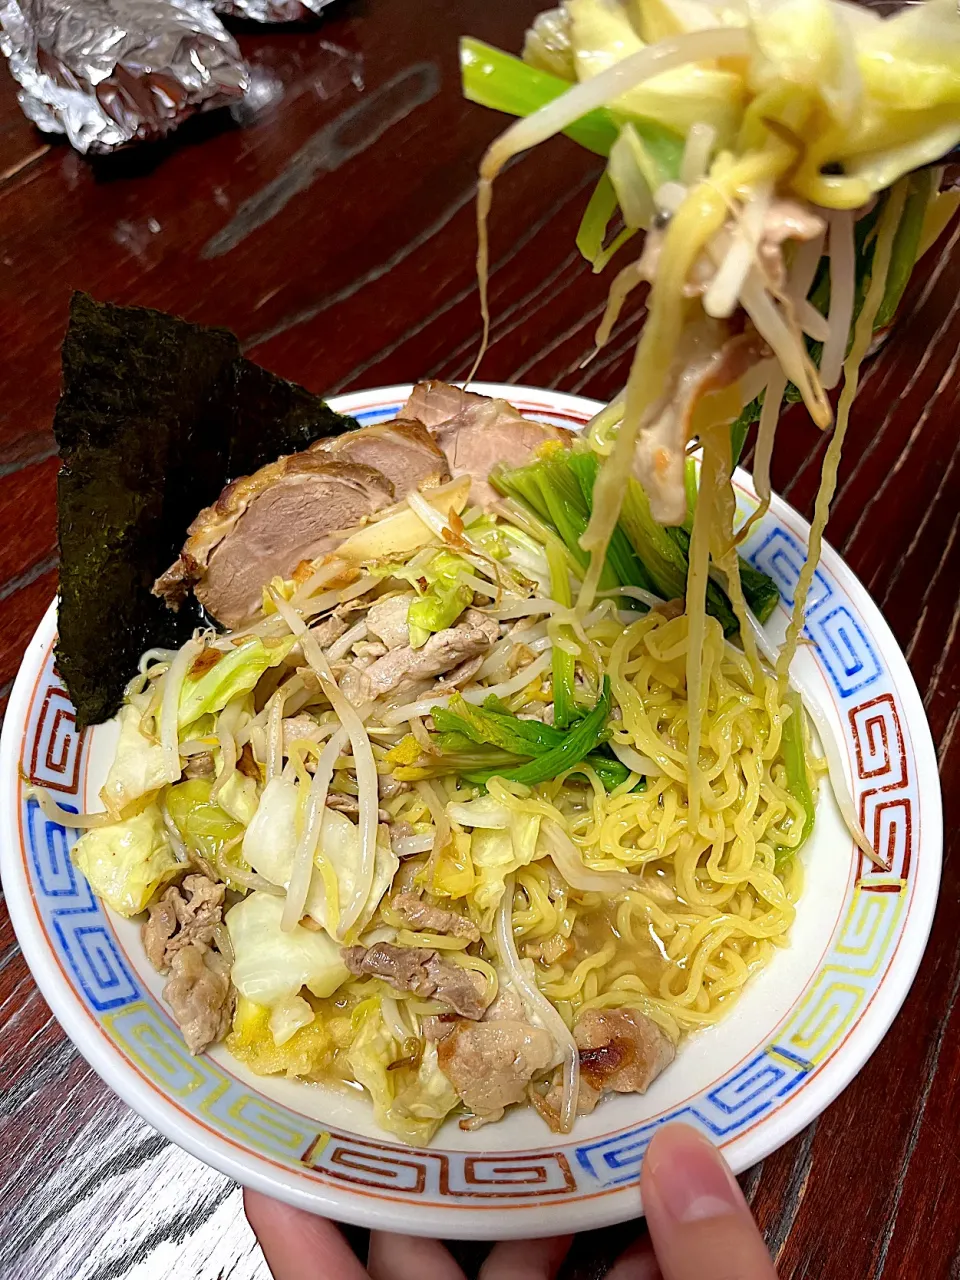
xmin=746 ymin=526 xmax=881 ymax=700
xmin=574 ymin=1045 xmax=811 ymax=1187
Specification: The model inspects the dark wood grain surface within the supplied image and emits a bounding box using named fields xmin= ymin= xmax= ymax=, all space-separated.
xmin=0 ymin=2 xmax=957 ymax=1277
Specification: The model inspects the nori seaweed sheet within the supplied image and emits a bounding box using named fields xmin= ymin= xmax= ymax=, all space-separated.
xmin=54 ymin=293 xmax=355 ymax=727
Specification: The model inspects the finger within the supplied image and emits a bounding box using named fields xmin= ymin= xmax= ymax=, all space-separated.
xmin=605 ymin=1233 xmax=662 ymax=1280
xmin=640 ymin=1125 xmax=777 ymax=1280
xmin=244 ymin=1189 xmax=368 ymax=1280
xmin=367 ymin=1231 xmax=467 ymax=1280
xmin=479 ymin=1233 xmax=573 ymax=1280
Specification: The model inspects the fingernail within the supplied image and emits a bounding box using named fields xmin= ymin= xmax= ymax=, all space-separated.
xmin=644 ymin=1124 xmax=743 ymax=1224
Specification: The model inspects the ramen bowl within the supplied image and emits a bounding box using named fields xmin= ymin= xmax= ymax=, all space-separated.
xmin=0 ymin=384 xmax=941 ymax=1239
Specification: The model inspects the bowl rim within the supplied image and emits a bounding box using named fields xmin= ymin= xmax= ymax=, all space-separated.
xmin=0 ymin=381 xmax=942 ymax=1240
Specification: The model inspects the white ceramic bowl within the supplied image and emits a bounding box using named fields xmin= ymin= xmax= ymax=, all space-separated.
xmin=0 ymin=384 xmax=941 ymax=1240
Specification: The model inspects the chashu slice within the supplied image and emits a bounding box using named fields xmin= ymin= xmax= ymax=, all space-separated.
xmin=154 ymin=454 xmax=393 ymax=629
xmin=400 ymin=380 xmax=570 ymax=507
xmin=314 ymin=419 xmax=450 ymax=498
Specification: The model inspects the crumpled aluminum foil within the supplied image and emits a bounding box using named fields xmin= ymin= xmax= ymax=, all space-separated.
xmin=0 ymin=0 xmax=249 ymax=153
xmin=214 ymin=0 xmax=337 ymax=18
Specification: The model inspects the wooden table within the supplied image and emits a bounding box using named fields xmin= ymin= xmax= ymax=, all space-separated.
xmin=0 ymin=2 xmax=957 ymax=1277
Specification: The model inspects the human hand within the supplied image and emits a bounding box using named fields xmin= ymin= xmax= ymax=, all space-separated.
xmin=245 ymin=1122 xmax=777 ymax=1280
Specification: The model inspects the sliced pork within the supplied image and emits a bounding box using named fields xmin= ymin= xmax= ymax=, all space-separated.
xmin=574 ymin=1007 xmax=675 ymax=1111
xmin=632 ymin=324 xmax=765 ymax=525
xmin=365 ymin=592 xmax=416 ymax=650
xmin=363 ymin=608 xmax=499 ymax=697
xmin=400 ymin=380 xmax=570 ymax=507
xmin=532 ymin=1006 xmax=675 ymax=1130
xmin=342 ymin=942 xmax=489 ymax=1019
xmin=391 ymin=892 xmax=481 ymax=942
xmin=154 ymin=455 xmax=394 ymax=628
xmin=162 ymin=945 xmax=233 ymax=1055
xmin=437 ymin=1019 xmax=555 ymax=1124
xmin=142 ymin=874 xmax=225 ymax=973
xmin=316 ymin=419 xmax=450 ymax=497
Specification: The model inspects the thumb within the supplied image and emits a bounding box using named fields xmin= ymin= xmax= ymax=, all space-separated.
xmin=640 ymin=1124 xmax=777 ymax=1280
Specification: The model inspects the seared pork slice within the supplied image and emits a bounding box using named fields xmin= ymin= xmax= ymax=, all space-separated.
xmin=342 ymin=942 xmax=489 ymax=1019
xmin=574 ymin=1007 xmax=675 ymax=1109
xmin=363 ymin=608 xmax=499 ymax=696
xmin=437 ymin=1020 xmax=555 ymax=1124
xmin=533 ymin=1006 xmax=675 ymax=1130
xmin=154 ymin=455 xmax=394 ymax=628
xmin=391 ymin=892 xmax=480 ymax=942
xmin=162 ymin=945 xmax=233 ymax=1054
xmin=316 ymin=420 xmax=450 ymax=497
xmin=142 ymin=874 xmax=225 ymax=973
xmin=400 ymin=380 xmax=570 ymax=507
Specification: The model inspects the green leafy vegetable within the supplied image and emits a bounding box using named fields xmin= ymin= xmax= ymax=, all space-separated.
xmin=734 ymin=556 xmax=781 ymax=626
xmin=577 ymin=173 xmax=637 ymax=271
xmin=460 ymin=37 xmax=619 ymax=157
xmin=178 ymin=636 xmax=295 ymax=730
xmin=496 ymin=443 xmax=777 ymax=635
xmin=492 ymin=448 xmax=652 ymax=595
xmin=432 ymin=680 xmax=628 ymax=789
xmin=433 ymin=695 xmax=566 ymax=756
xmin=54 ymin=293 xmax=355 ymax=727
xmin=473 ymin=677 xmax=614 ymax=786
xmin=876 ymin=169 xmax=932 ymax=329
xmin=546 ymin=539 xmax=579 ymax=730
xmin=664 ymin=525 xmax=779 ymax=626
xmin=492 ymin=448 xmax=601 ymax=577
xmin=566 ymin=450 xmax=659 ymax=595
xmin=618 ymin=475 xmax=742 ymax=635
xmin=406 ymin=551 xmax=474 ymax=649
xmin=460 ymin=34 xmax=682 ymax=263
xmin=431 ymin=695 xmax=631 ymax=790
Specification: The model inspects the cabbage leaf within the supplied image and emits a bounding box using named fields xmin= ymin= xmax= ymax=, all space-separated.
xmin=164 ymin=777 xmax=252 ymax=890
xmin=226 ymin=891 xmax=350 ymax=1006
xmin=178 ymin=637 xmax=295 ymax=731
xmin=227 ymin=994 xmax=335 ymax=1076
xmin=71 ymin=802 xmax=180 ymax=917
xmin=242 ymin=777 xmax=399 ymax=934
xmin=406 ymin=551 xmax=475 ymax=649
xmin=471 ymin=810 xmax=542 ymax=923
xmin=348 ymin=1003 xmax=458 ymax=1145
xmin=99 ymin=700 xmax=169 ymax=818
